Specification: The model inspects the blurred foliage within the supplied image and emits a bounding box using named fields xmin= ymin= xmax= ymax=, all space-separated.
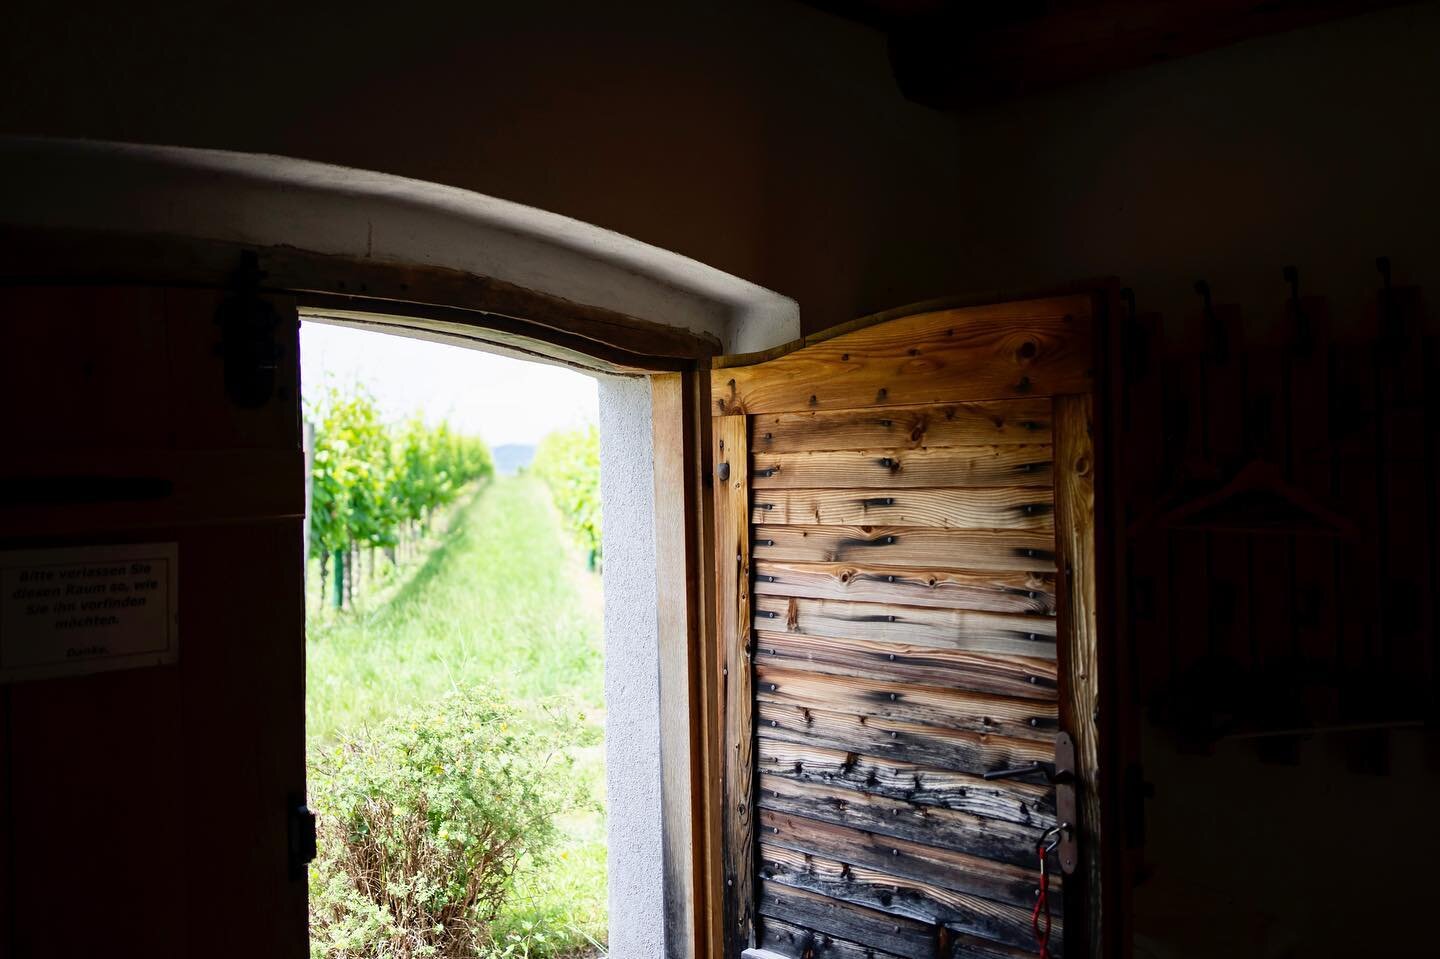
xmin=530 ymin=426 xmax=601 ymax=569
xmin=308 ymin=385 xmax=493 ymax=605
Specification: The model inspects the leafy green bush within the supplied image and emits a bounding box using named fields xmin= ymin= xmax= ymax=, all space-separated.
xmin=308 ymin=690 xmax=587 ymax=959
xmin=530 ymin=426 xmax=601 ymax=569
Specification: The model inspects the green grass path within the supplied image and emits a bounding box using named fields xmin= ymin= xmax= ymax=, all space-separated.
xmin=307 ymin=476 xmax=607 ymax=955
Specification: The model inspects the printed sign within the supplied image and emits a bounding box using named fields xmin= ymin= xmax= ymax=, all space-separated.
xmin=1 ymin=543 xmax=178 ymax=683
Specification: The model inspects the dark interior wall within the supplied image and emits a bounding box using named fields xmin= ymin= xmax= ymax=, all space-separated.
xmin=937 ymin=1 xmax=1440 ymax=327
xmin=2 ymin=3 xmax=1435 ymax=330
xmin=0 ymin=0 xmax=966 ymax=330
xmin=925 ymin=6 xmax=1440 ymax=957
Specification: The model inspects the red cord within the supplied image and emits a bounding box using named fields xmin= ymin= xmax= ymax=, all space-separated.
xmin=1033 ymin=843 xmax=1052 ymax=958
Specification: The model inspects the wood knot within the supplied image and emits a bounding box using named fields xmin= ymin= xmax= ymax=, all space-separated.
xmin=1017 ymin=340 xmax=1038 ymax=360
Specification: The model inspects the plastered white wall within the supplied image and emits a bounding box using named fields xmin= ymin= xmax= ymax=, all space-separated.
xmin=596 ymin=373 xmax=665 ymax=957
xmin=0 ymin=137 xmax=799 ymax=355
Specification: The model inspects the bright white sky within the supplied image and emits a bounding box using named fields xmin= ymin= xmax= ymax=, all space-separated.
xmin=299 ymin=321 xmax=599 ymax=446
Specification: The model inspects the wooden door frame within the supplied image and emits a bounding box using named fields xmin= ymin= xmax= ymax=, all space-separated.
xmin=1 ymin=228 xmax=1128 ymax=959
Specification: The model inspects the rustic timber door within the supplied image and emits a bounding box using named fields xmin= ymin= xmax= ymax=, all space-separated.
xmin=712 ymin=294 xmax=1105 ymax=959
xmin=0 ymin=285 xmax=308 ymax=958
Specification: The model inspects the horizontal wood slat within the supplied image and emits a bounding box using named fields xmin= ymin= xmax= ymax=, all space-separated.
xmin=752 ymin=487 xmax=1055 ymax=530
xmin=757 ymin=916 xmax=909 ymax=959
xmin=753 ymin=561 xmax=1056 ymax=614
xmin=761 ymin=809 xmax=1047 ymax=909
xmin=758 ymin=773 xmax=1037 ymax=867
xmin=751 ymin=446 xmax=1053 ymax=489
xmin=946 ymin=933 xmax=1044 ymax=959
xmin=758 ymin=882 xmax=935 ymax=959
xmin=754 ymin=631 xmax=1057 ymax=701
xmin=714 ymin=295 xmax=1094 ymax=415
xmin=751 ymin=399 xmax=1054 ymax=453
xmin=756 ymin=665 xmax=1058 ymax=742
xmin=756 ymin=701 xmax=1053 ymax=777
xmin=757 ymin=740 xmax=1056 ymax=827
xmin=754 ymin=527 xmax=1057 ymax=571
xmin=753 ymin=595 xmax=1057 ymax=660
xmin=759 ymin=845 xmax=1060 ymax=953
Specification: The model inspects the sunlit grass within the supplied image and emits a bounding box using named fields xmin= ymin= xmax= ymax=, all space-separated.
xmin=307 ymin=476 xmax=607 ymax=956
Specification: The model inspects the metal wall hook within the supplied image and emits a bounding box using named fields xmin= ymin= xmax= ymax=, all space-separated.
xmin=1284 ymin=265 xmax=1313 ymax=356
xmin=1119 ymin=287 xmax=1150 ymax=384
xmin=1377 ymin=255 xmax=1402 ymax=349
xmin=1195 ymin=279 xmax=1226 ymax=364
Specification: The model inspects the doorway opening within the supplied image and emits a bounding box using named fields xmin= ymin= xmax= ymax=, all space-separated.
xmin=300 ymin=318 xmax=608 ymax=959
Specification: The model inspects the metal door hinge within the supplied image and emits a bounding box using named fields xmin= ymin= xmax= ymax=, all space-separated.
xmin=216 ymin=251 xmax=284 ymax=409
xmin=287 ymin=793 xmax=317 ymax=880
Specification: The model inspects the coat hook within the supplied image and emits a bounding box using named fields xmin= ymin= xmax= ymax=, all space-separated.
xmin=1194 ymin=279 xmax=1214 ymax=319
xmin=1195 ymin=279 xmax=1225 ymax=364
xmin=1283 ymin=265 xmax=1312 ymax=356
xmin=1376 ymin=256 xmax=1403 ymax=351
xmin=1119 ymin=288 xmax=1147 ymax=383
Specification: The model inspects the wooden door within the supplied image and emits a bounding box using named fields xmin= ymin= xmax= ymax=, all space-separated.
xmin=711 ymin=294 xmax=1106 ymax=959
xmin=0 ymin=286 xmax=308 ymax=958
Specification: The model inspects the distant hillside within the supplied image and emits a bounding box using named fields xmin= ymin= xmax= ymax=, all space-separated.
xmin=492 ymin=443 xmax=537 ymax=476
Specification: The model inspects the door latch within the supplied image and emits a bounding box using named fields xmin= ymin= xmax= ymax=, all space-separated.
xmin=216 ymin=250 xmax=284 ymax=409
xmin=983 ymin=732 xmax=1079 ymax=875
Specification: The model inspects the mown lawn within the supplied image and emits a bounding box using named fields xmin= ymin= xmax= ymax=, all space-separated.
xmin=307 ymin=476 xmax=607 ymax=956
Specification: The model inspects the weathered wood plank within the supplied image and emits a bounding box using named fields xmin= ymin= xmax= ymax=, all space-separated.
xmin=713 ymin=415 xmax=756 ymax=954
xmin=756 ymin=701 xmax=1053 ymax=778
xmin=759 ymin=844 xmax=1058 ymax=953
xmin=757 ymin=916 xmax=910 ymax=959
xmin=754 ymin=527 xmax=1057 ymax=572
xmin=715 ymin=295 xmax=1094 ymax=415
xmin=752 ymin=399 xmax=1054 ymax=453
xmin=1204 ymin=308 xmax=1253 ymax=673
xmin=758 ymin=773 xmax=1037 ymax=867
xmin=751 ymin=446 xmax=1053 ymax=490
xmin=753 ymin=595 xmax=1057 ymax=660
xmin=1053 ymin=393 xmax=1101 ymax=959
xmin=758 ymin=882 xmax=935 ymax=959
xmin=946 ymin=932 xmax=1044 ymax=959
xmin=1377 ymin=287 xmax=1433 ymax=699
xmin=650 ymin=373 xmax=702 ymax=959
xmin=1119 ymin=311 xmax=1169 ymax=703
xmin=756 ymin=665 xmax=1058 ymax=743
xmin=1330 ymin=323 xmax=1381 ymax=720
xmin=1242 ymin=332 xmax=1297 ymax=698
xmin=762 ymin=809 xmax=1045 ymax=910
xmin=753 ymin=561 xmax=1056 ymax=614
xmin=756 ymin=740 xmax=1056 ymax=827
xmin=752 ymin=487 xmax=1055 ymax=531
xmin=1286 ymin=298 xmax=1337 ymax=714
xmin=753 ymin=631 xmax=1058 ymax=701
